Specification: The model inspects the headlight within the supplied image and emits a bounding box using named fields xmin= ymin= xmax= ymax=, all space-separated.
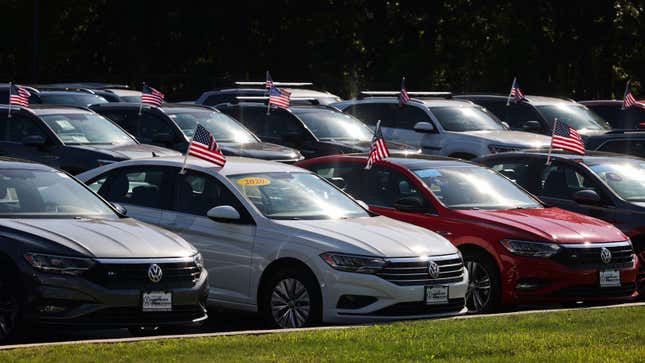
xmin=499 ymin=240 xmax=561 ymax=258
xmin=488 ymin=144 xmax=520 ymax=153
xmin=24 ymin=253 xmax=95 ymax=276
xmin=320 ymin=253 xmax=386 ymax=274
xmin=193 ymin=252 xmax=204 ymax=270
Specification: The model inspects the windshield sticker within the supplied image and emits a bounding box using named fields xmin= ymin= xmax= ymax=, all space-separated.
xmin=55 ymin=120 xmax=75 ymax=131
xmin=416 ymin=169 xmax=442 ymax=178
xmin=237 ymin=177 xmax=271 ymax=186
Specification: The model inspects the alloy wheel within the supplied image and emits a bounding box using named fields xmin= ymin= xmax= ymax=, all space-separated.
xmin=270 ymin=278 xmax=311 ymax=328
xmin=0 ymin=282 xmax=19 ymax=342
xmin=465 ymin=260 xmax=492 ymax=313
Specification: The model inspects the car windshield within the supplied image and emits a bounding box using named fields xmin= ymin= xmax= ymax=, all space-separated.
xmin=168 ymin=110 xmax=257 ymax=143
xmin=0 ymin=169 xmax=117 ymax=218
xmin=413 ymin=166 xmax=541 ymax=210
xmin=41 ymin=113 xmax=134 ymax=145
xmin=588 ymin=160 xmax=645 ymax=202
xmin=429 ymin=106 xmax=506 ymax=131
xmin=229 ymin=172 xmax=369 ymax=220
xmin=39 ymin=94 xmax=109 ymax=107
xmin=536 ymin=104 xmax=611 ymax=131
xmin=293 ymin=109 xmax=373 ymax=141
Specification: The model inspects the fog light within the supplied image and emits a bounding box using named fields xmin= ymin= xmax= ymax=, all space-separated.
xmin=336 ymin=295 xmax=377 ymax=309
xmin=516 ymin=278 xmax=549 ymax=291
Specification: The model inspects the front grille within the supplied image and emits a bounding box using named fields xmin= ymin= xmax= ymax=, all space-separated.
xmin=551 ymin=283 xmax=636 ymax=298
xmin=376 ymin=254 xmax=465 ymax=286
xmin=365 ymin=298 xmax=465 ymax=316
xmin=87 ymin=259 xmax=201 ymax=289
xmin=555 ymin=242 xmax=634 ymax=269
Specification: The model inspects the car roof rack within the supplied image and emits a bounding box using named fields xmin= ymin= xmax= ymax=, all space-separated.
xmin=230 ymin=96 xmax=321 ymax=106
xmin=357 ymin=91 xmax=452 ymax=100
xmin=234 ymin=81 xmax=314 ymax=87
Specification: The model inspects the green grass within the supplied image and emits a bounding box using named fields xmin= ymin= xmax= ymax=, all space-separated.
xmin=2 ymin=306 xmax=644 ymax=363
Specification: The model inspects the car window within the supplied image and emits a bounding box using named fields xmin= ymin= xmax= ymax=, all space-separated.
xmin=477 ymin=100 xmax=508 ymax=119
xmin=0 ymin=114 xmax=48 ymax=142
xmin=40 ymin=113 xmax=134 ymax=145
xmin=505 ymin=103 xmax=542 ymax=129
xmin=539 ymin=163 xmax=600 ymax=199
xmin=306 ymin=162 xmax=366 ymax=198
xmin=203 ymin=94 xmax=235 ymax=106
xmin=588 ymin=106 xmax=619 ymax=125
xmin=291 ymin=109 xmax=373 ymax=141
xmin=231 ymin=108 xmax=304 ymax=143
xmin=168 ymin=110 xmax=256 ymax=143
xmin=536 ymin=104 xmax=611 ymax=131
xmin=394 ymin=105 xmax=432 ymax=130
xmin=597 ymin=139 xmax=645 ymax=158
xmin=363 ymin=166 xmax=425 ymax=209
xmin=101 ymin=167 xmax=171 ymax=209
xmin=342 ymin=103 xmax=395 ymax=127
xmin=490 ymin=162 xmax=533 ymax=190
xmin=428 ymin=106 xmax=505 ymax=131
xmin=97 ymin=110 xmax=139 ymax=136
xmin=138 ymin=113 xmax=173 ymax=143
xmin=588 ymin=161 xmax=645 ymax=202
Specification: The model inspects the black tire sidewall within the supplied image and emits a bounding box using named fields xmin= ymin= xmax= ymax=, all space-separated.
xmin=463 ymin=250 xmax=502 ymax=314
xmin=260 ymin=267 xmax=322 ymax=328
xmin=0 ymin=274 xmax=23 ymax=343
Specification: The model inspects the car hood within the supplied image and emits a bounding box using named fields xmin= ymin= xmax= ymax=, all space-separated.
xmin=320 ymin=140 xmax=421 ymax=154
xmin=0 ymin=218 xmax=197 ymax=258
xmin=274 ymin=216 xmax=457 ymax=257
xmin=219 ymin=142 xmax=303 ymax=161
xmin=458 ymin=207 xmax=626 ymax=243
xmin=69 ymin=143 xmax=181 ymax=159
xmin=460 ymin=130 xmax=551 ymax=148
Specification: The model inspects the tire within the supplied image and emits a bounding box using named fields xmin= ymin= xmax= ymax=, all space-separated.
xmin=0 ymin=274 xmax=22 ymax=343
xmin=462 ymin=249 xmax=502 ymax=314
xmin=260 ymin=267 xmax=322 ymax=329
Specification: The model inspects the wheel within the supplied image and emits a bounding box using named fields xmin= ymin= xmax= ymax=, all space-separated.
xmin=0 ymin=275 xmax=22 ymax=343
xmin=260 ymin=267 xmax=322 ymax=329
xmin=463 ymin=250 xmax=501 ymax=314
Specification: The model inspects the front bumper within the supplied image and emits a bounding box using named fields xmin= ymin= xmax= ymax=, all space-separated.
xmin=25 ymin=268 xmax=209 ymax=328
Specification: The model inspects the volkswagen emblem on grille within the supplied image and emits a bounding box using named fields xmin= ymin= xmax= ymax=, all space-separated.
xmin=148 ymin=264 xmax=163 ymax=283
xmin=428 ymin=261 xmax=440 ymax=279
xmin=600 ymin=247 xmax=612 ymax=265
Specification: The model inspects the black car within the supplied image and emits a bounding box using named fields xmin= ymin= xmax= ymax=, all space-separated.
xmin=216 ymin=101 xmax=421 ymax=159
xmin=456 ymin=94 xmax=612 ymax=138
xmin=37 ymin=90 xmax=110 ymax=107
xmin=90 ymin=103 xmax=304 ymax=162
xmin=0 ymin=105 xmax=180 ymax=174
xmin=584 ymin=130 xmax=645 ymax=158
xmin=0 ymin=158 xmax=208 ymax=342
xmin=474 ymin=150 xmax=645 ymax=294
xmin=41 ymin=83 xmax=133 ymax=102
xmin=579 ymin=100 xmax=645 ymax=130
xmin=195 ymin=85 xmax=342 ymax=107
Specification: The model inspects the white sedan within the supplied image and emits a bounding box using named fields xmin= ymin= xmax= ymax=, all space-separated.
xmin=78 ymin=156 xmax=468 ymax=328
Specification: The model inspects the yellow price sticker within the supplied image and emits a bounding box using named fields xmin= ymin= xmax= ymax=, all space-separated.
xmin=237 ymin=177 xmax=271 ymax=186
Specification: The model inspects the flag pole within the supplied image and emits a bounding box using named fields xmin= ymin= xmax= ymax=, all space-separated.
xmin=622 ymin=80 xmax=630 ymax=110
xmin=7 ymin=82 xmax=12 ymax=119
xmin=179 ymin=125 xmax=198 ymax=175
xmin=506 ymin=77 xmax=516 ymax=106
xmin=138 ymin=82 xmax=145 ymax=115
xmin=266 ymin=97 xmax=271 ymax=115
xmin=545 ymin=118 xmax=558 ymax=166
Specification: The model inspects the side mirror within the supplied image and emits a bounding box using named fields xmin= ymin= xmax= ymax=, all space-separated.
xmin=326 ymin=177 xmax=346 ymax=190
xmin=22 ymin=135 xmax=46 ymax=147
xmin=393 ymin=196 xmax=426 ymax=213
xmin=207 ymin=205 xmax=240 ymax=222
xmin=413 ymin=122 xmax=434 ymax=133
xmin=522 ymin=120 xmax=542 ymax=132
xmin=112 ymin=203 xmax=127 ymax=215
xmin=152 ymin=132 xmax=175 ymax=144
xmin=573 ymin=189 xmax=601 ymax=205
xmin=356 ymin=200 xmax=369 ymax=210
xmin=501 ymin=121 xmax=510 ymax=129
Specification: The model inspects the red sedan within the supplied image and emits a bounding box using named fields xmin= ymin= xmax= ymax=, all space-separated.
xmin=297 ymin=155 xmax=639 ymax=312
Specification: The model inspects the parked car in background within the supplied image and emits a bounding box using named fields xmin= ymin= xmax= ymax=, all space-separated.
xmin=475 ymin=150 xmax=645 ymax=295
xmin=78 ymin=156 xmax=468 ymax=328
xmin=91 ymin=103 xmax=303 ymax=163
xmin=196 ymin=82 xmax=342 ymax=106
xmin=332 ymin=92 xmax=551 ymax=159
xmin=298 ymin=154 xmax=638 ymax=312
xmin=0 ymin=83 xmax=41 ymax=104
xmin=0 ymin=105 xmax=180 ymax=174
xmin=456 ymin=94 xmax=611 ymax=138
xmin=217 ymin=102 xmax=421 ymax=158
xmin=37 ymin=90 xmax=110 ymax=107
xmin=0 ymin=158 xmax=208 ymax=342
xmin=584 ymin=130 xmax=645 ymax=158
xmin=579 ymin=100 xmax=645 ymax=130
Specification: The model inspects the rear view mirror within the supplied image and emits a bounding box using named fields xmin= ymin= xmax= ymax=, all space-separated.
xmin=393 ymin=197 xmax=426 ymax=213
xmin=573 ymin=189 xmax=601 ymax=205
xmin=326 ymin=177 xmax=346 ymax=190
xmin=413 ymin=122 xmax=434 ymax=133
xmin=522 ymin=120 xmax=541 ymax=132
xmin=501 ymin=121 xmax=510 ymax=129
xmin=207 ymin=205 xmax=240 ymax=222
xmin=22 ymin=135 xmax=46 ymax=147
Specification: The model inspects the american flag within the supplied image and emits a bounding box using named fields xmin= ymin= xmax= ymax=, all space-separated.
xmin=623 ymin=81 xmax=637 ymax=109
xmin=365 ymin=121 xmax=390 ymax=169
xmin=188 ymin=124 xmax=227 ymax=167
xmin=9 ymin=83 xmax=30 ymax=107
xmin=141 ymin=84 xmax=165 ymax=106
xmin=551 ymin=119 xmax=585 ymax=155
xmin=265 ymin=71 xmax=274 ymax=89
xmin=268 ymin=86 xmax=291 ymax=108
xmin=509 ymin=78 xmax=526 ymax=103
xmin=399 ymin=77 xmax=410 ymax=104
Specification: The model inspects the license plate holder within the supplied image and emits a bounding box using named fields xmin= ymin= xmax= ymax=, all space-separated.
xmin=425 ymin=286 xmax=449 ymax=305
xmin=142 ymin=291 xmax=172 ymax=312
xmin=599 ymin=270 xmax=620 ymax=288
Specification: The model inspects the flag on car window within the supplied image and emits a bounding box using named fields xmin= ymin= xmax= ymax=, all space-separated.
xmin=551 ymin=119 xmax=585 ymax=155
xmin=365 ymin=121 xmax=390 ymax=169
xmin=399 ymin=77 xmax=410 ymax=105
xmin=187 ymin=124 xmax=227 ymax=167
xmin=622 ymin=81 xmax=637 ymax=109
xmin=8 ymin=83 xmax=30 ymax=107
xmin=507 ymin=77 xmax=526 ymax=105
xmin=141 ymin=84 xmax=165 ymax=106
xmin=268 ymin=86 xmax=291 ymax=109
xmin=265 ymin=71 xmax=274 ymax=89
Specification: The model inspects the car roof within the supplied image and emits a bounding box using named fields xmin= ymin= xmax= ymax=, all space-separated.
xmin=38 ymin=90 xmax=106 ymax=97
xmin=456 ymin=94 xmax=576 ymax=106
xmin=478 ymin=149 xmax=644 ymax=163
xmin=104 ymin=156 xmax=308 ymax=176
xmin=0 ymin=157 xmax=57 ymax=170
xmin=90 ymin=102 xmax=213 ymax=113
xmin=336 ymin=97 xmax=474 ymax=108
xmin=578 ymin=100 xmax=623 ymax=106
xmin=105 ymin=89 xmax=141 ymax=97
xmin=205 ymin=88 xmax=338 ymax=98
xmin=0 ymin=104 xmax=93 ymax=115
xmin=306 ymin=153 xmax=476 ymax=169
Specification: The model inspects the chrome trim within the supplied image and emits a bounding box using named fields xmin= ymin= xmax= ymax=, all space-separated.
xmin=386 ymin=253 xmax=461 ymax=263
xmin=95 ymin=256 xmax=195 ymax=264
xmin=559 ymin=241 xmax=632 ymax=249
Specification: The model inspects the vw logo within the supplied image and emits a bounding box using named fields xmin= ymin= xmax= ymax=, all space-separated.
xmin=428 ymin=261 xmax=440 ymax=279
xmin=600 ymin=247 xmax=612 ymax=265
xmin=148 ymin=264 xmax=163 ymax=283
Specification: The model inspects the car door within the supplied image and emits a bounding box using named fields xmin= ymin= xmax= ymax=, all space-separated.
xmin=487 ymin=158 xmax=542 ymax=195
xmin=0 ymin=113 xmax=62 ymax=168
xmin=536 ymin=161 xmax=616 ymax=220
xmin=160 ymin=168 xmax=257 ymax=305
xmin=342 ymin=103 xmax=396 ymax=138
xmin=392 ymin=104 xmax=441 ymax=152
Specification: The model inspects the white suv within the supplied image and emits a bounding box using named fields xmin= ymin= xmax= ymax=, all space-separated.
xmin=332 ymin=96 xmax=551 ymax=159
xmin=78 ymin=156 xmax=468 ymax=328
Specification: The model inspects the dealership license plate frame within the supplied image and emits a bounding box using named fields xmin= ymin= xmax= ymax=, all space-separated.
xmin=599 ymin=270 xmax=620 ymax=288
xmin=425 ymin=285 xmax=449 ymax=305
xmin=142 ymin=291 xmax=173 ymax=312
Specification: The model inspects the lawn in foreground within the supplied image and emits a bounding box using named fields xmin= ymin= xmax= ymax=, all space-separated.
xmin=2 ymin=306 xmax=644 ymax=363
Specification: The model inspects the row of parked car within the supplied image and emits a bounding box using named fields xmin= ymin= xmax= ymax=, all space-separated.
xmin=0 ymin=81 xmax=642 ymax=343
